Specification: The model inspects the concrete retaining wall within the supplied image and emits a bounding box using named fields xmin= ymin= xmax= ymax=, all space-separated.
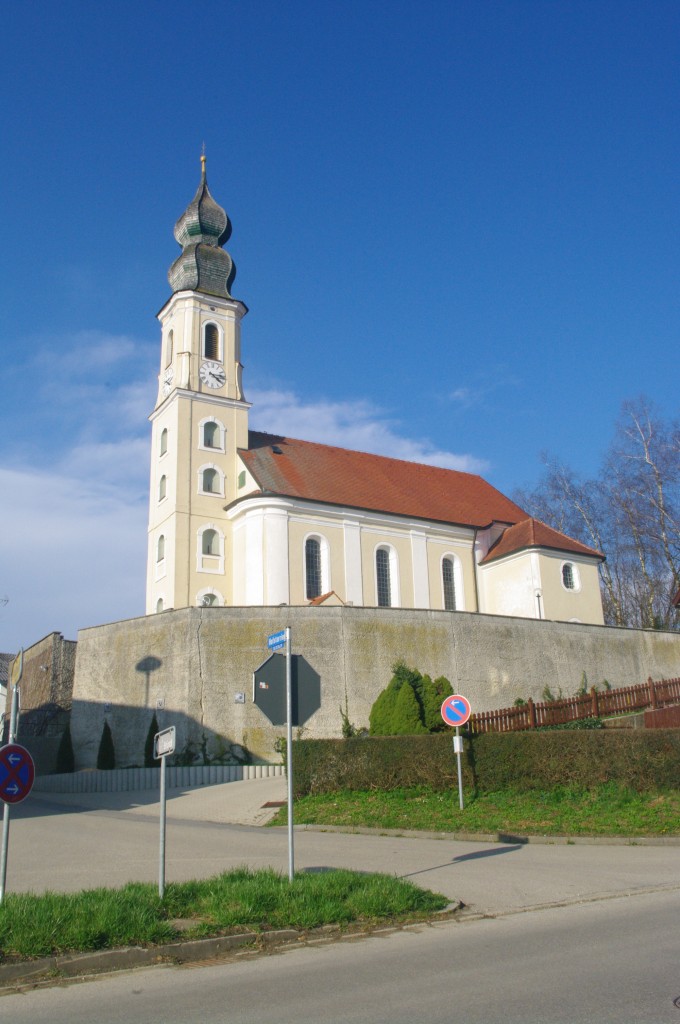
xmin=69 ymin=605 xmax=680 ymax=768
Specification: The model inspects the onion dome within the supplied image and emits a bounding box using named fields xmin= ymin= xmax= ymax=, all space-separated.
xmin=168 ymin=155 xmax=238 ymax=299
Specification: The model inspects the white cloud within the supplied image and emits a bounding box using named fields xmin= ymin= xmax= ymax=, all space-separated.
xmin=59 ymin=437 xmax=150 ymax=492
xmin=0 ymin=466 xmax=147 ymax=650
xmin=249 ymin=387 xmax=488 ymax=472
xmin=449 ymin=370 xmax=521 ymax=409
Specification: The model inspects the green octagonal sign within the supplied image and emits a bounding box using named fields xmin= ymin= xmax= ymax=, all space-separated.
xmin=253 ymin=654 xmax=321 ymax=726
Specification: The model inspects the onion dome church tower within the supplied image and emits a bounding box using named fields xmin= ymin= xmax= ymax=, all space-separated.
xmin=146 ymin=157 xmax=249 ymax=613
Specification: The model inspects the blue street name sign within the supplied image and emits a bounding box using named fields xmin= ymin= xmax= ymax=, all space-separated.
xmin=267 ymin=629 xmax=287 ymax=651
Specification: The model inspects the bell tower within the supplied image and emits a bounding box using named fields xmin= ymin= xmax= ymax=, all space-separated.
xmin=146 ymin=157 xmax=250 ymax=614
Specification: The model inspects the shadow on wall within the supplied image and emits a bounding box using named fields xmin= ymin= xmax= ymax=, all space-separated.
xmin=14 ymin=694 xmax=268 ymax=783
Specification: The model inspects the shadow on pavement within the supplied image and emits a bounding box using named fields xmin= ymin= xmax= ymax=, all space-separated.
xmin=402 ymin=843 xmax=524 ymax=880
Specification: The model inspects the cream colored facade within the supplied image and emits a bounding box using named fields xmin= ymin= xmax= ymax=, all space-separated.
xmin=477 ymin=549 xmax=605 ymax=624
xmin=146 ymin=166 xmax=605 ymax=626
xmin=146 ymin=288 xmax=249 ymax=613
xmin=224 ymin=499 xmax=476 ymax=612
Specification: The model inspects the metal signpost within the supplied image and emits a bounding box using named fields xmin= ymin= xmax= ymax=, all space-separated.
xmin=267 ymin=628 xmax=294 ymax=881
xmin=440 ymin=694 xmax=472 ymax=810
xmin=0 ymin=650 xmax=35 ymax=904
xmin=155 ymin=725 xmax=176 ymax=898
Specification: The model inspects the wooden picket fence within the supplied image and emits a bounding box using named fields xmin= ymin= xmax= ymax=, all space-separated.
xmin=468 ymin=677 xmax=680 ymax=734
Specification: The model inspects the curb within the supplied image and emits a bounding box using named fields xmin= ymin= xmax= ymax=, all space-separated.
xmin=293 ymin=824 xmax=680 ymax=846
xmin=0 ymin=906 xmax=462 ymax=991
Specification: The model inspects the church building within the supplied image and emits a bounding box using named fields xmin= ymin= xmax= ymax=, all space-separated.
xmin=146 ymin=161 xmax=605 ymax=626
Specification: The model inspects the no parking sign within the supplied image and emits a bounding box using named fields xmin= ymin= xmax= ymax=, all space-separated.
xmin=440 ymin=694 xmax=472 ymax=728
xmin=440 ymin=694 xmax=471 ymax=810
xmin=0 ymin=744 xmax=35 ymax=805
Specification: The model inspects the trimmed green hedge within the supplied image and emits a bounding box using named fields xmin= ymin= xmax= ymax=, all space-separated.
xmin=292 ymin=730 xmax=680 ymax=797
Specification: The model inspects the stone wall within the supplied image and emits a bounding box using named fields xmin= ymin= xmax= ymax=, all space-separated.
xmin=4 ymin=633 xmax=77 ymax=774
xmin=70 ymin=606 xmax=680 ymax=768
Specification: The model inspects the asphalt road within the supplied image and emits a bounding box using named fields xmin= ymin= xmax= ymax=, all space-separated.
xmin=4 ymin=789 xmax=679 ymax=914
xmin=3 ymin=889 xmax=680 ymax=1023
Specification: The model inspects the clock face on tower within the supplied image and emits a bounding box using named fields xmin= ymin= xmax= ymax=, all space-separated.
xmin=199 ymin=361 xmax=226 ymax=389
xmin=162 ymin=366 xmax=174 ymax=396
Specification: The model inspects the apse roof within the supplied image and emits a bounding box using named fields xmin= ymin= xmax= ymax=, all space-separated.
xmin=480 ymin=517 xmax=604 ymax=564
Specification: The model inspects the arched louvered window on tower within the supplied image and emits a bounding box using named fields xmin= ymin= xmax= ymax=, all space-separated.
xmin=442 ymin=557 xmax=456 ymax=611
xmin=159 ymin=428 xmax=168 ymax=456
xmin=157 ymin=535 xmax=165 ymax=562
xmin=203 ymin=323 xmax=219 ymax=361
xmin=165 ymin=329 xmax=173 ymax=367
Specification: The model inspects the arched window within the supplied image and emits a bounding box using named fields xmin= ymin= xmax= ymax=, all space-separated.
xmin=196 ymin=587 xmax=224 ymax=607
xmin=202 ymin=528 xmax=219 ymax=556
xmin=203 ymin=421 xmax=219 ymax=448
xmin=158 ymin=475 xmax=167 ymax=501
xmin=156 ymin=598 xmax=164 ymax=613
xmin=442 ymin=556 xmax=456 ymax=611
xmin=157 ymin=535 xmax=165 ymax=562
xmin=376 ymin=547 xmax=391 ymax=607
xmin=197 ymin=524 xmax=225 ymax=575
xmin=165 ymin=329 xmax=173 ymax=367
xmin=203 ymin=323 xmax=219 ymax=360
xmin=562 ymin=562 xmax=580 ymax=591
xmin=159 ymin=428 xmax=168 ymax=456
xmin=305 ymin=537 xmax=322 ymax=599
xmin=202 ymin=468 xmax=218 ymax=493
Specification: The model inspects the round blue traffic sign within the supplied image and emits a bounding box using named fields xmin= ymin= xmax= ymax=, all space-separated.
xmin=0 ymin=743 xmax=35 ymax=804
xmin=440 ymin=694 xmax=472 ymax=727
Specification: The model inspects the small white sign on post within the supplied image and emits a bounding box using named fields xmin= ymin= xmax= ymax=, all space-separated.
xmin=154 ymin=726 xmax=175 ymax=899
xmin=155 ymin=726 xmax=176 ymax=759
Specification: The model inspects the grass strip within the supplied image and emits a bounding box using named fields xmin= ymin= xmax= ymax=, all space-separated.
xmin=0 ymin=867 xmax=448 ymax=962
xmin=273 ymin=783 xmax=680 ymax=837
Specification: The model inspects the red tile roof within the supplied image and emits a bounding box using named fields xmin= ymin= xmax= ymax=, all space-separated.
xmin=480 ymin=517 xmax=604 ymax=564
xmin=238 ymin=431 xmax=528 ymax=529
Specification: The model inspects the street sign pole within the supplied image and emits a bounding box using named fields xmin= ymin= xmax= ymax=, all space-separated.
xmin=159 ymin=749 xmax=167 ymax=898
xmin=155 ymin=727 xmax=175 ymax=899
xmin=441 ymin=695 xmax=472 ymax=814
xmin=455 ymin=727 xmax=464 ymax=810
xmin=285 ymin=626 xmax=294 ymax=882
xmin=0 ymin=683 xmax=20 ymax=904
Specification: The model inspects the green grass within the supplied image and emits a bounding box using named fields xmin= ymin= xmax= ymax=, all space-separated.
xmin=0 ymin=868 xmax=448 ymax=962
xmin=274 ymin=784 xmax=680 ymax=837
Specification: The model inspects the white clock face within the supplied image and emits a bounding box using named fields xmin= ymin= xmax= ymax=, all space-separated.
xmin=161 ymin=366 xmax=174 ymax=396
xmin=199 ymin=361 xmax=226 ymax=389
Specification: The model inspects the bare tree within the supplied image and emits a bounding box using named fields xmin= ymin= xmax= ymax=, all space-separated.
xmin=514 ymin=397 xmax=679 ymax=630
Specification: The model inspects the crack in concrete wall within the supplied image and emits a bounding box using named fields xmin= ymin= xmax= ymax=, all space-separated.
xmin=196 ymin=612 xmax=206 ymax=729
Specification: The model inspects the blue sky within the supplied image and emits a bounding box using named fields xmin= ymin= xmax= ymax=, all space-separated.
xmin=1 ymin=0 xmax=678 ymax=651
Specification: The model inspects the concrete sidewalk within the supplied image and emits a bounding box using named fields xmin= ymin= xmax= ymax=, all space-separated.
xmin=27 ymin=776 xmax=289 ymax=827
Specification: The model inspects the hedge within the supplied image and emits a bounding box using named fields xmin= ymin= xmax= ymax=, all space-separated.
xmin=291 ymin=730 xmax=680 ymax=797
